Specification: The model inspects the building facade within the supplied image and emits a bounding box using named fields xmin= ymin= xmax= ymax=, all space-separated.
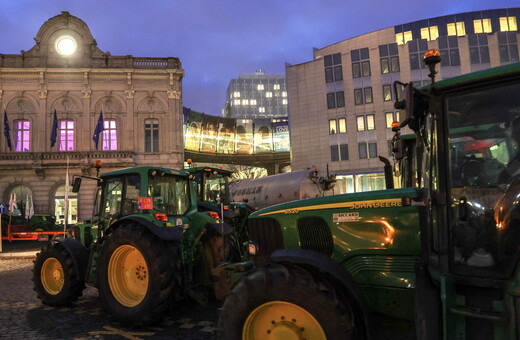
xmin=0 ymin=12 xmax=184 ymax=224
xmin=286 ymin=8 xmax=519 ymax=194
xmin=222 ymin=70 xmax=288 ymax=119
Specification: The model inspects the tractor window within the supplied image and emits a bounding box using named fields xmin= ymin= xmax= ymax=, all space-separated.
xmin=447 ymin=82 xmax=520 ymax=278
xmin=101 ymin=177 xmax=123 ymax=223
xmin=148 ymin=175 xmax=190 ymax=215
xmin=121 ymin=175 xmax=140 ymax=216
xmin=203 ymin=173 xmax=230 ymax=204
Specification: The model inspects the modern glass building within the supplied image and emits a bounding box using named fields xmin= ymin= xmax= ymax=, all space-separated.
xmin=222 ymin=70 xmax=288 ymax=119
xmin=286 ymin=8 xmax=519 ymax=194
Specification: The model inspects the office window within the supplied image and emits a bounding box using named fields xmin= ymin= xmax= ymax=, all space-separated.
xmin=420 ymin=26 xmax=439 ymax=41
xmin=329 ymin=119 xmax=337 ymax=134
xmin=439 ymin=36 xmax=461 ymax=67
xmin=59 ymin=120 xmax=75 ymax=151
xmin=338 ymin=117 xmax=347 ymax=133
xmin=144 ymin=118 xmax=159 ymax=152
xmin=468 ymin=34 xmax=490 ymax=64
xmin=14 ymin=120 xmax=31 ymax=152
xmin=259 ymin=107 xmax=265 ymax=113
xmin=354 ymin=89 xmax=363 ymax=105
xmin=396 ymin=31 xmax=413 ymax=45
xmin=266 ymin=92 xmax=273 ymax=98
xmin=324 ymin=53 xmax=343 ymax=83
xmin=282 ymin=99 xmax=287 ymax=105
xmin=381 ymin=40 xmax=401 ymax=72
xmin=409 ymin=39 xmax=429 ymax=70
xmin=330 ymin=145 xmax=339 ymax=162
xmin=242 ymin=99 xmax=249 ymax=105
xmin=366 ymin=114 xmax=375 ymax=130
xmin=351 ymin=48 xmax=370 ymax=78
xmin=257 ymin=84 xmax=264 ymax=91
xmin=364 ymin=87 xmax=373 ymax=104
xmin=357 ymin=114 xmax=375 ymax=131
xmin=385 ymin=111 xmax=400 ymax=128
xmin=358 ymin=142 xmax=368 ymax=159
xmin=473 ymin=19 xmax=492 ymax=34
xmin=383 ymin=85 xmax=393 ymax=101
xmin=251 ymin=99 xmax=257 ymax=105
xmin=447 ymin=22 xmax=466 ymax=36
xmin=500 ymin=16 xmax=518 ymax=32
xmin=498 ymin=32 xmax=519 ymax=63
xmin=102 ymin=120 xmax=117 ymax=151
xmin=274 ymin=84 xmax=281 ymax=90
xmin=327 ymin=91 xmax=345 ymax=109
xmin=368 ymin=142 xmax=378 ymax=158
xmin=340 ymin=144 xmax=349 ymax=161
xmin=357 ymin=116 xmax=365 ymax=131
xmin=233 ymin=91 xmax=240 ymax=98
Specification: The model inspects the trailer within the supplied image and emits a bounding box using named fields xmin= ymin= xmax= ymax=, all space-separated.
xmin=1 ymin=214 xmax=66 ymax=242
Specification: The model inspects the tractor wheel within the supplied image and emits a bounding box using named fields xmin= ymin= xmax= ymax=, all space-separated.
xmin=32 ymin=242 xmax=85 ymax=306
xmin=218 ymin=263 xmax=356 ymax=340
xmin=97 ymin=224 xmax=178 ymax=327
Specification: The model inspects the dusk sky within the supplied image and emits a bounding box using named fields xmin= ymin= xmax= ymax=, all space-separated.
xmin=0 ymin=1 xmax=518 ymax=116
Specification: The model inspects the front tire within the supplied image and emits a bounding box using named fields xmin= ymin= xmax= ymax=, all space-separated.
xmin=32 ymin=242 xmax=85 ymax=306
xmin=218 ymin=263 xmax=356 ymax=340
xmin=97 ymin=224 xmax=178 ymax=326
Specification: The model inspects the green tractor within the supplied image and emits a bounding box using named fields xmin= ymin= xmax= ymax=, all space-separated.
xmin=32 ymin=166 xmax=240 ymax=326
xmin=217 ymin=54 xmax=520 ymax=339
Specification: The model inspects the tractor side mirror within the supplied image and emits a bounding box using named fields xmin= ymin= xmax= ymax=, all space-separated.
xmin=394 ymin=81 xmax=414 ymax=128
xmin=72 ymin=177 xmax=82 ymax=193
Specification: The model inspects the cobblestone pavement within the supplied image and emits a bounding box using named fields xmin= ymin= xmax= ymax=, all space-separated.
xmin=0 ymin=241 xmax=219 ymax=340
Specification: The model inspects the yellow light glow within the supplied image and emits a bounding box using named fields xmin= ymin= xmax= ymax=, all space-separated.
xmin=55 ymin=35 xmax=77 ymax=56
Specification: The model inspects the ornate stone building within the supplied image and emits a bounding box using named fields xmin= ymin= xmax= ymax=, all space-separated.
xmin=0 ymin=12 xmax=184 ymax=223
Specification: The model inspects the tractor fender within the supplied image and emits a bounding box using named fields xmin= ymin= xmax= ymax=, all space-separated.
xmin=271 ymin=248 xmax=375 ymax=340
xmin=111 ymin=216 xmax=184 ymax=241
xmin=205 ymin=221 xmax=233 ymax=235
xmin=52 ymin=237 xmax=89 ymax=282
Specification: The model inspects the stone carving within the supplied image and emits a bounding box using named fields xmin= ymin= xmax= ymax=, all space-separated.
xmin=167 ymin=86 xmax=181 ymax=99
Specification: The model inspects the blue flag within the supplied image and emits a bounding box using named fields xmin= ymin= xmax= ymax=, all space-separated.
xmin=50 ymin=110 xmax=58 ymax=148
xmin=3 ymin=111 xmax=12 ymax=151
xmin=92 ymin=111 xmax=104 ymax=150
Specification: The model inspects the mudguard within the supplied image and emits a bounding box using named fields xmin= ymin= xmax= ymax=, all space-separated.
xmin=271 ymin=248 xmax=375 ymax=339
xmin=112 ymin=216 xmax=184 ymax=241
xmin=52 ymin=237 xmax=89 ymax=282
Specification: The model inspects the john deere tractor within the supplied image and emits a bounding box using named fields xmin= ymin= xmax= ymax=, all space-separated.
xmin=32 ymin=166 xmax=241 ymax=326
xmin=218 ymin=55 xmax=520 ymax=339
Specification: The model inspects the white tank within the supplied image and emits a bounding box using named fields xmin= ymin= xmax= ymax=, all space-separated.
xmin=230 ymin=169 xmax=335 ymax=210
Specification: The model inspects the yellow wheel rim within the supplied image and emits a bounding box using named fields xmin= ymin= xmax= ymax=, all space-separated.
xmin=108 ymin=245 xmax=148 ymax=307
xmin=243 ymin=301 xmax=326 ymax=340
xmin=41 ymin=257 xmax=64 ymax=295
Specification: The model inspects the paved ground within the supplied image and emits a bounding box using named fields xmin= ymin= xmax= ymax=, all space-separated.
xmin=0 ymin=240 xmax=417 ymax=339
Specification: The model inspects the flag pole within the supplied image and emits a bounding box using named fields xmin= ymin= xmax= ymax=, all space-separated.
xmin=64 ymin=156 xmax=70 ymax=236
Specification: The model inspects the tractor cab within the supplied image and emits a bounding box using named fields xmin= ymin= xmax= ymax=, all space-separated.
xmin=394 ymin=51 xmax=520 ymax=339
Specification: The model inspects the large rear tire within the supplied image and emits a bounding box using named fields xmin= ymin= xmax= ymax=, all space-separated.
xmin=32 ymin=242 xmax=85 ymax=306
xmin=97 ymin=224 xmax=178 ymax=326
xmin=218 ymin=263 xmax=356 ymax=340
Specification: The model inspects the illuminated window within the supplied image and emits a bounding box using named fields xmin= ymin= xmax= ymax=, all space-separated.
xmin=282 ymin=99 xmax=288 ymax=105
xmin=273 ymin=84 xmax=281 ymax=90
xmin=242 ymin=99 xmax=249 ymax=105
xmin=14 ymin=120 xmax=31 ymax=152
xmin=474 ymin=19 xmax=492 ymax=34
xmin=233 ymin=91 xmax=241 ymax=98
xmin=383 ymin=85 xmax=392 ymax=101
xmin=396 ymin=31 xmax=413 ymax=45
xmin=385 ymin=111 xmax=399 ymax=128
xmin=257 ymin=84 xmax=264 ymax=91
xmin=144 ymin=118 xmax=159 ymax=152
xmin=420 ymin=26 xmax=439 ymax=41
xmin=250 ymin=99 xmax=257 ymax=105
xmin=500 ymin=16 xmax=518 ymax=32
xmin=102 ymin=120 xmax=117 ymax=151
xmin=233 ymin=99 xmax=241 ymax=105
xmin=59 ymin=120 xmax=75 ymax=151
xmin=447 ymin=22 xmax=466 ymax=36
xmin=282 ymin=91 xmax=287 ymax=97
xmin=259 ymin=107 xmax=265 ymax=113
xmin=366 ymin=114 xmax=375 ymax=130
xmin=379 ymin=43 xmax=400 ymax=74
xmin=356 ymin=116 xmax=365 ymax=131
xmin=338 ymin=117 xmax=347 ymax=133
xmin=329 ymin=119 xmax=337 ymax=134
xmin=266 ymin=92 xmax=273 ymax=98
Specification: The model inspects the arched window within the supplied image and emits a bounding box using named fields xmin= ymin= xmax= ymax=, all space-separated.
xmin=8 ymin=185 xmax=33 ymax=223
xmin=54 ymin=185 xmax=78 ymax=225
